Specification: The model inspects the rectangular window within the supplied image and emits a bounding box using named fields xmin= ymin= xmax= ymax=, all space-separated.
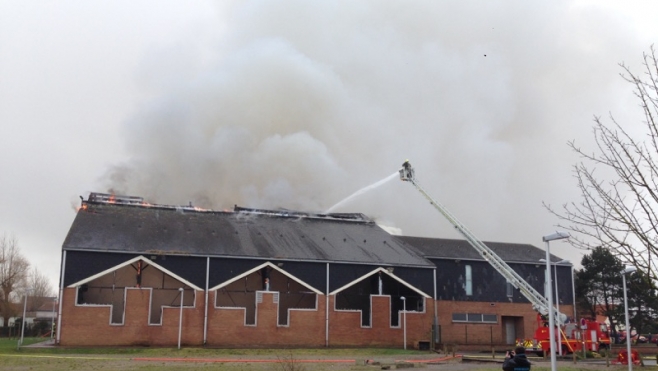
xmin=467 ymin=313 xmax=482 ymax=322
xmin=465 ymin=265 xmax=472 ymax=296
xmin=506 ymin=280 xmax=514 ymax=298
xmin=452 ymin=313 xmax=497 ymax=323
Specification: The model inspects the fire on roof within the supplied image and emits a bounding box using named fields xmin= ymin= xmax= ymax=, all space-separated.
xmin=82 ymin=192 xmax=371 ymax=223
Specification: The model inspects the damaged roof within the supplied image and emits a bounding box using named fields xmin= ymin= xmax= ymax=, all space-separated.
xmin=396 ymin=236 xmax=568 ymax=265
xmin=62 ymin=196 xmax=434 ymax=268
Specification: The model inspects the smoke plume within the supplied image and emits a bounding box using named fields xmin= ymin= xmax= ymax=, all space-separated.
xmin=103 ymin=1 xmax=644 ymax=245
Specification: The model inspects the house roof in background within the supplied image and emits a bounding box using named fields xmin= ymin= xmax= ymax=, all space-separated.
xmin=396 ymin=236 xmax=569 ymax=265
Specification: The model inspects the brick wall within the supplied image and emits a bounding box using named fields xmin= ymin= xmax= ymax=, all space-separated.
xmin=59 ymin=287 xmax=204 ymax=346
xmin=328 ymin=296 xmax=434 ymax=348
xmin=436 ymin=300 xmax=575 ymax=346
xmin=64 ymin=287 xmax=572 ymax=349
xmin=207 ymin=291 xmax=326 ymax=347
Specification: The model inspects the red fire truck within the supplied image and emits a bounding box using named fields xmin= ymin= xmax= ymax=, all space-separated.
xmin=529 ymin=315 xmax=611 ymax=355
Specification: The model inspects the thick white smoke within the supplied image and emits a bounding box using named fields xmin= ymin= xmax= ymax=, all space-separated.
xmin=103 ymin=0 xmax=646 ymax=247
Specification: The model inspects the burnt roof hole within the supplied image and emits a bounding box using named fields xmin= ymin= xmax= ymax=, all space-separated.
xmin=343 ymin=238 xmax=346 ymax=242
xmin=363 ymin=240 xmax=366 ymax=243
xmin=322 ymin=237 xmax=325 ymax=240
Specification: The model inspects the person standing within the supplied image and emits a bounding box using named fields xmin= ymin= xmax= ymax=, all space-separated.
xmin=503 ymin=346 xmax=531 ymax=371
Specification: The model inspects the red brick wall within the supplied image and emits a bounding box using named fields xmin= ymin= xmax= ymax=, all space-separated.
xmin=62 ymin=286 xmax=565 ymax=349
xmin=207 ymin=291 xmax=326 ymax=347
xmin=328 ymin=296 xmax=434 ymax=348
xmin=59 ymin=287 xmax=204 ymax=346
xmin=436 ymin=300 xmax=575 ymax=345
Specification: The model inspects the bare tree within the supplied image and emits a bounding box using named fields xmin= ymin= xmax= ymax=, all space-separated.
xmin=546 ymin=46 xmax=658 ymax=282
xmin=23 ymin=266 xmax=55 ymax=312
xmin=0 ymin=234 xmax=30 ymax=323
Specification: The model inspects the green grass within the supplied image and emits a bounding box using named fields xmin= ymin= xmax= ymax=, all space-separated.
xmin=0 ymin=337 xmax=47 ymax=351
xmin=0 ymin=337 xmax=427 ymax=357
xmin=0 ymin=339 xmax=624 ymax=371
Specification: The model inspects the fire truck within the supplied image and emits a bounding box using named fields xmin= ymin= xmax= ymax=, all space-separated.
xmin=523 ymin=314 xmax=611 ymax=355
xmin=398 ymin=161 xmax=611 ymax=355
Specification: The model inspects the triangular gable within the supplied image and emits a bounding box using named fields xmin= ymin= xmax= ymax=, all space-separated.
xmin=66 ymin=255 xmax=203 ymax=291
xmin=209 ymin=261 xmax=323 ymax=295
xmin=329 ymin=267 xmax=431 ymax=298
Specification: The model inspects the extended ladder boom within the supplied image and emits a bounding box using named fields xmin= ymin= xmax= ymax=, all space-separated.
xmin=399 ymin=161 xmax=566 ymax=325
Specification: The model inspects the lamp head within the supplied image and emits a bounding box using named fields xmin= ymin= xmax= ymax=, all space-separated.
xmin=542 ymin=231 xmax=570 ymax=242
xmin=400 ymin=296 xmax=406 ymax=301
xmin=622 ymin=266 xmax=637 ymax=275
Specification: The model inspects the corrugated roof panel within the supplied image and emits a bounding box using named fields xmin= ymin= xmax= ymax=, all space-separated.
xmin=395 ymin=236 xmax=566 ymax=264
xmin=62 ymin=202 xmax=434 ymax=268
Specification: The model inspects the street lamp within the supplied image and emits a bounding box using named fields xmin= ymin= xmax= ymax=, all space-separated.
xmin=540 ymin=258 xmax=570 ymax=356
xmin=542 ymin=231 xmax=569 ymax=371
xmin=400 ymin=296 xmax=407 ymax=350
xmin=178 ymin=287 xmax=184 ymax=350
xmin=622 ymin=266 xmax=637 ymax=371
xmin=18 ymin=288 xmax=33 ymax=350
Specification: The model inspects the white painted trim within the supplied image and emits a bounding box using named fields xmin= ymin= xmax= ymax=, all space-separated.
xmin=333 ymin=294 xmax=427 ymax=329
xmin=74 ymin=284 xmax=127 ymax=326
xmin=278 ymin=294 xmax=318 ymax=328
xmin=67 ymin=255 xmax=203 ymax=291
xmin=56 ymin=250 xmax=66 ymax=344
xmin=325 ymin=262 xmax=329 ymax=347
xmin=74 ymin=285 xmax=197 ymax=326
xmin=215 ymin=289 xmax=318 ymax=327
xmin=392 ymin=297 xmax=427 ymax=328
xmin=148 ymin=288 xmax=197 ymax=326
xmin=328 ymin=267 xmax=431 ymax=298
xmin=220 ymin=306 xmax=257 ymax=327
xmin=333 ymin=295 xmax=373 ymax=328
xmin=203 ymin=257 xmax=209 ymax=344
xmin=209 ymin=261 xmax=323 ymax=295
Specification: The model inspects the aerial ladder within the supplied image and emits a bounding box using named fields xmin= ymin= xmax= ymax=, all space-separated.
xmin=398 ymin=160 xmax=568 ymax=327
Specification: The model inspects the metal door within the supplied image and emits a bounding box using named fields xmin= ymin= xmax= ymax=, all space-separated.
xmin=504 ymin=317 xmax=516 ymax=344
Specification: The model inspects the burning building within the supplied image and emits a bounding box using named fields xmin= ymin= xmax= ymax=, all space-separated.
xmin=57 ymin=193 xmax=573 ymax=349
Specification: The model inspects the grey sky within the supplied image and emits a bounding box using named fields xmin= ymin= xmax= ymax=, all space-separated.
xmin=1 ymin=1 xmax=656 ymax=290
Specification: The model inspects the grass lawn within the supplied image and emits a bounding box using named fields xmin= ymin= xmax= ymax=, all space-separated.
xmin=0 ymin=338 xmax=623 ymax=371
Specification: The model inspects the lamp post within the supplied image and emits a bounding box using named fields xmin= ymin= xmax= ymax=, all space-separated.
xmin=540 ymin=258 xmax=570 ymax=356
xmin=400 ymin=296 xmax=407 ymax=350
xmin=18 ymin=288 xmax=33 ymax=350
xmin=50 ymin=297 xmax=57 ymax=342
xmin=622 ymin=266 xmax=637 ymax=371
xmin=178 ymin=288 xmax=184 ymax=350
xmin=571 ymin=264 xmax=577 ymax=328
xmin=542 ymin=232 xmax=569 ymax=371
